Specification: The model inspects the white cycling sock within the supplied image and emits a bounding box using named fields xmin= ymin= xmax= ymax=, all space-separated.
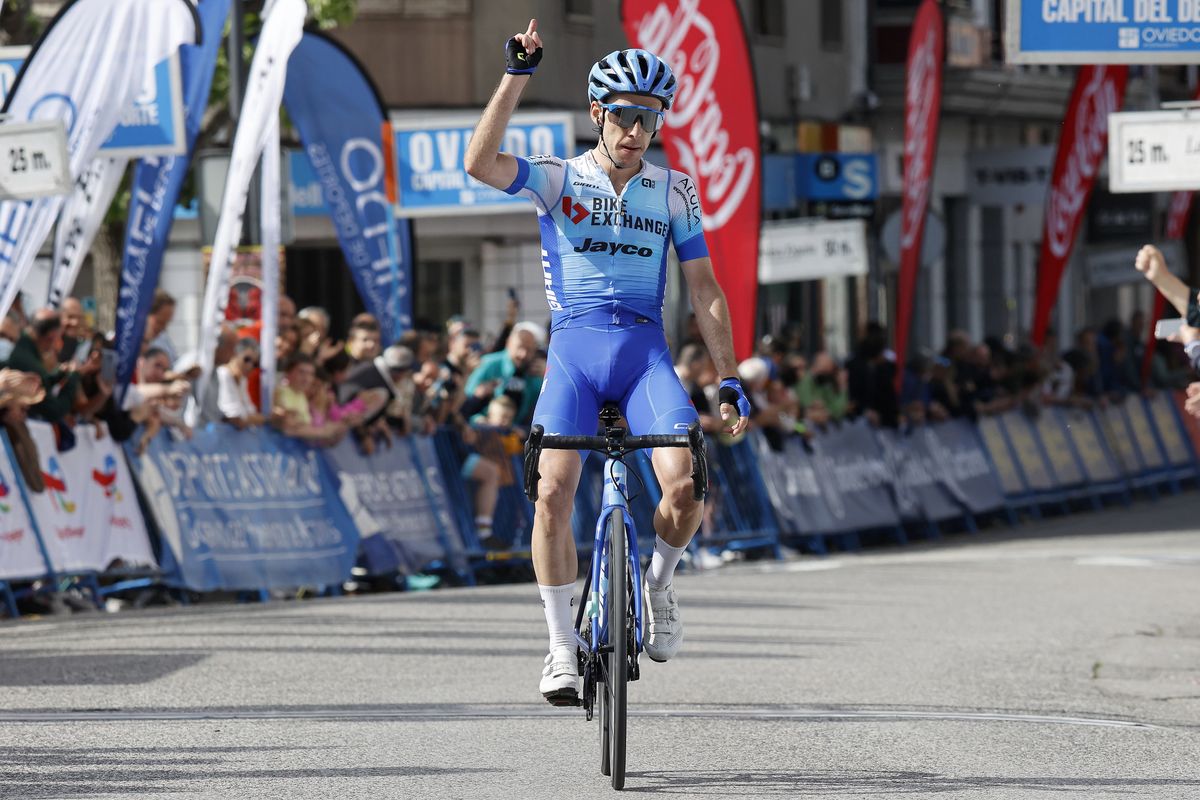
xmin=539 ymin=583 xmax=576 ymax=653
xmin=647 ymin=536 xmax=687 ymax=589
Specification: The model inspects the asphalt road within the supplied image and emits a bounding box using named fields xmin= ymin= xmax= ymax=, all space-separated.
xmin=2 ymin=493 xmax=1199 ymax=799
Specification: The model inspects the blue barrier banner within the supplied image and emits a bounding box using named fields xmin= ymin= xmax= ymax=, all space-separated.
xmin=876 ymin=428 xmax=961 ymax=522
xmin=322 ymin=437 xmax=465 ymax=576
xmin=922 ymin=420 xmax=1008 ymax=515
xmin=114 ymin=0 xmax=230 ymax=393
xmin=392 ymin=113 xmax=573 ymax=216
xmin=1008 ymin=0 xmax=1200 ymax=63
xmin=977 ymin=415 xmax=1027 ymax=497
xmin=283 ymin=31 xmax=413 ymax=336
xmin=129 ymin=427 xmax=360 ymax=592
xmin=998 ymin=411 xmax=1059 ymax=492
xmin=1060 ymin=408 xmax=1124 ymax=485
xmin=1145 ymin=393 xmax=1196 ymax=466
xmin=751 ymin=433 xmax=835 ymax=536
xmin=805 ymin=420 xmax=900 ymax=531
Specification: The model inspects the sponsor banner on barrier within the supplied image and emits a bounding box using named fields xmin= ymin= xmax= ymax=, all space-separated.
xmin=322 ymin=436 xmax=465 ymax=577
xmin=0 ymin=436 xmax=45 ymax=580
xmin=1146 ymin=393 xmax=1196 ymax=466
xmin=1172 ymin=390 xmax=1200 ymax=458
xmin=1058 ymin=408 xmax=1124 ymax=486
xmin=976 ymin=415 xmax=1027 ymax=496
xmin=998 ymin=411 xmax=1058 ymax=492
xmin=876 ymin=428 xmax=961 ymax=522
xmin=805 ymin=420 xmax=900 ymax=532
xmin=750 ymin=433 xmax=837 ymax=536
xmin=1121 ymin=394 xmax=1166 ymax=471
xmin=921 ymin=419 xmax=1008 ymax=514
xmin=1098 ymin=403 xmax=1142 ymax=477
xmin=129 ymin=427 xmax=359 ymax=592
xmin=26 ymin=422 xmax=154 ymax=574
xmin=1031 ymin=410 xmax=1085 ymax=487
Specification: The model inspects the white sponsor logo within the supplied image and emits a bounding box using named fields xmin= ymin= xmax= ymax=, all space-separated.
xmin=1046 ymin=67 xmax=1120 ymax=261
xmin=632 ymin=0 xmax=755 ymax=231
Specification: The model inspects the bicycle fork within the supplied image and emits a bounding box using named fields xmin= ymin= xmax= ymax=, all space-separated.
xmin=583 ymin=459 xmax=644 ymax=657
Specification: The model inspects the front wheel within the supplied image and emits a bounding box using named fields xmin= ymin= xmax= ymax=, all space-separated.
xmin=607 ymin=511 xmax=628 ymax=789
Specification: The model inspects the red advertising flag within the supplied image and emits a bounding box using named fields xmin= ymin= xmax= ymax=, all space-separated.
xmin=621 ymin=0 xmax=761 ymax=360
xmin=1031 ymin=65 xmax=1128 ymax=346
xmin=894 ymin=0 xmax=943 ymax=389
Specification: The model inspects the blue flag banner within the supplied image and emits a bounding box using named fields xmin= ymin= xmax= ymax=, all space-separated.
xmin=283 ymin=31 xmax=413 ymax=339
xmin=114 ymin=0 xmax=231 ymax=393
xmin=321 ymin=436 xmax=465 ymax=577
xmin=128 ymin=427 xmax=360 ymax=592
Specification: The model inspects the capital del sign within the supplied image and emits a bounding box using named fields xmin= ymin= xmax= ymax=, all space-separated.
xmin=622 ymin=0 xmax=762 ymax=360
xmin=1031 ymin=65 xmax=1128 ymax=346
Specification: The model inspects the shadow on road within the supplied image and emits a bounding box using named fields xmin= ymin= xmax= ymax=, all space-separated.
xmin=623 ymin=768 xmax=1200 ymax=795
xmin=1 ymin=745 xmax=503 ymax=798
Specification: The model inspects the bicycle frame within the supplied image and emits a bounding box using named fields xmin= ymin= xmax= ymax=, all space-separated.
xmin=577 ymin=457 xmax=644 ymax=657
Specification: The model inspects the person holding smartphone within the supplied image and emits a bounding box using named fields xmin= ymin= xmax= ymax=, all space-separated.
xmin=1135 ymin=245 xmax=1200 ymax=417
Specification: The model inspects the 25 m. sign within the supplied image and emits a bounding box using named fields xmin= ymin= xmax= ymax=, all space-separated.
xmin=1108 ymin=109 xmax=1200 ymax=192
xmin=1007 ymin=0 xmax=1200 ymax=63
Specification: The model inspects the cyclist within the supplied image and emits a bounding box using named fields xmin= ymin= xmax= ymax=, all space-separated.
xmin=464 ymin=19 xmax=751 ymax=705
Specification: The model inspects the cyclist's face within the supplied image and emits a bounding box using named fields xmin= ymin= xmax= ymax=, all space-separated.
xmin=593 ymin=94 xmax=663 ymax=162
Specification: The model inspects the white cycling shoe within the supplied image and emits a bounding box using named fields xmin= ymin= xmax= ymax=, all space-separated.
xmin=540 ymin=649 xmax=579 ymax=706
xmin=643 ymin=583 xmax=683 ymax=662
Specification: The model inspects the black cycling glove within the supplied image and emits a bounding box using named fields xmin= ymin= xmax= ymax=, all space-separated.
xmin=505 ymin=37 xmax=542 ymax=75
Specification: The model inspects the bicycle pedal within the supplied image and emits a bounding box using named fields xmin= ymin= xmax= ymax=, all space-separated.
xmin=542 ymin=689 xmax=580 ymax=708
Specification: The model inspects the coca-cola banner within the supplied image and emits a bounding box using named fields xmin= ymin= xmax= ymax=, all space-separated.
xmin=1031 ymin=65 xmax=1128 ymax=346
xmin=894 ymin=0 xmax=943 ymax=387
xmin=622 ymin=0 xmax=761 ymax=359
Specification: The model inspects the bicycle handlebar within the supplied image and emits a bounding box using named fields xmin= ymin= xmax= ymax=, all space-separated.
xmin=523 ymin=422 xmax=708 ymax=504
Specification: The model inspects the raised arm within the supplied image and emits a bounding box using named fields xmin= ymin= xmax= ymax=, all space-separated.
xmin=1135 ymin=244 xmax=1193 ymax=316
xmin=463 ymin=18 xmax=542 ymax=190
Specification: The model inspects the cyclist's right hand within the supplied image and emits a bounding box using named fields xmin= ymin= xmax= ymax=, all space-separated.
xmin=506 ymin=18 xmax=543 ymax=75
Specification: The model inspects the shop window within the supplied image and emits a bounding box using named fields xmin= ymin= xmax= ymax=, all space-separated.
xmin=821 ymin=0 xmax=843 ymax=50
xmin=753 ymin=0 xmax=785 ymax=38
xmin=565 ymin=0 xmax=593 ymax=20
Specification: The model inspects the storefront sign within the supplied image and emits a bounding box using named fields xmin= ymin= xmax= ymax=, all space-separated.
xmin=391 ymin=113 xmax=572 ymax=217
xmin=1006 ymin=0 xmax=1200 ymax=63
xmin=966 ymin=145 xmax=1056 ymax=206
xmin=758 ymin=218 xmax=868 ymax=284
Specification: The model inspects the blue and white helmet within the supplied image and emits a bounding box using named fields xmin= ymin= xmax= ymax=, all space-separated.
xmin=587 ymin=49 xmax=677 ymax=110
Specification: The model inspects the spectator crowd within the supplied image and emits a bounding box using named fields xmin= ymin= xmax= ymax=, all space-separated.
xmin=0 ymin=245 xmax=1197 ymax=558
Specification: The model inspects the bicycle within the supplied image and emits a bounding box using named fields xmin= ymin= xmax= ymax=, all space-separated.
xmin=524 ymin=403 xmax=707 ymax=790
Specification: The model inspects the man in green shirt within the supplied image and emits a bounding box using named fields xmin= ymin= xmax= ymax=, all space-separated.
xmin=794 ymin=351 xmax=848 ymax=424
xmin=463 ymin=322 xmax=544 ymax=426
xmin=4 ymin=311 xmax=81 ymax=425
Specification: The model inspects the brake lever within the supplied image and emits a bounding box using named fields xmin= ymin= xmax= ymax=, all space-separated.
xmin=687 ymin=421 xmax=707 ymax=501
xmin=524 ymin=424 xmax=544 ymax=502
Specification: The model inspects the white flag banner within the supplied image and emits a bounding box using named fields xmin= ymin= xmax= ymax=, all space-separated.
xmin=0 ymin=0 xmax=198 ymax=320
xmin=48 ymin=157 xmax=129 ymax=308
xmin=260 ymin=120 xmax=281 ymax=414
xmin=197 ymin=0 xmax=305 ymax=388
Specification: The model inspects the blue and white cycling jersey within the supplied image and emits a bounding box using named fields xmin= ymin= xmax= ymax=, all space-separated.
xmin=503 ymin=152 xmax=708 ymax=331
